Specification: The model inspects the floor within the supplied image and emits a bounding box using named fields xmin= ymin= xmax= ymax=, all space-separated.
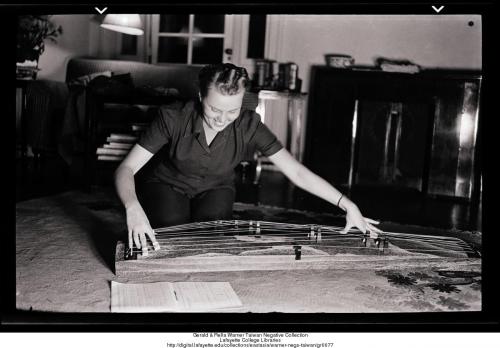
xmin=16 ymin=154 xmax=482 ymax=232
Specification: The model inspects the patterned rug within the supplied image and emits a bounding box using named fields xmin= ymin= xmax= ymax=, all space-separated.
xmin=15 ymin=187 xmax=481 ymax=313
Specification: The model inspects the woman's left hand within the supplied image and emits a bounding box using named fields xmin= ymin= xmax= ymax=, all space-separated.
xmin=341 ymin=202 xmax=383 ymax=238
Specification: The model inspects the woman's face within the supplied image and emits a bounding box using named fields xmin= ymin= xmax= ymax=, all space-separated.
xmin=201 ymin=86 xmax=245 ymax=132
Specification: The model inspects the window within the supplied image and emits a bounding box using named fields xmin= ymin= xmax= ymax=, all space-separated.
xmin=151 ymin=14 xmax=233 ymax=65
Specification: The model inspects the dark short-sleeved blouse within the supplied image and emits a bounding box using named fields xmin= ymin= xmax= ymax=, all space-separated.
xmin=138 ymin=100 xmax=283 ymax=197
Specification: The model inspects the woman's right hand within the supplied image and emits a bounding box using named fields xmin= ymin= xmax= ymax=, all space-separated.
xmin=126 ymin=201 xmax=159 ymax=255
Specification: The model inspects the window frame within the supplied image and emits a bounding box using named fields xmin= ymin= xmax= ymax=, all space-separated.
xmin=150 ymin=14 xmax=234 ymax=65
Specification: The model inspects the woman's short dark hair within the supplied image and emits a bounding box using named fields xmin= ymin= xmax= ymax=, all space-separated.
xmin=198 ymin=63 xmax=250 ymax=98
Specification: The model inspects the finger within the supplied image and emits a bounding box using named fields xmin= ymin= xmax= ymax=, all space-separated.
xmin=342 ymin=223 xmax=353 ymax=234
xmin=139 ymin=233 xmax=149 ymax=256
xmin=365 ymin=218 xmax=380 ymax=224
xmin=368 ymin=224 xmax=383 ymax=233
xmin=146 ymin=227 xmax=158 ymax=243
xmin=133 ymin=231 xmax=141 ymax=249
xmin=146 ymin=229 xmax=160 ymax=250
xmin=128 ymin=230 xmax=133 ymax=250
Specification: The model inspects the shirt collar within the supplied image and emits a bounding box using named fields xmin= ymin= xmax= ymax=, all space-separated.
xmin=191 ymin=99 xmax=248 ymax=132
xmin=192 ymin=105 xmax=233 ymax=137
xmin=193 ymin=112 xmax=204 ymax=134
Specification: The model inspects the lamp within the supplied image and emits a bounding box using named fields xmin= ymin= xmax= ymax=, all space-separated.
xmin=100 ymin=14 xmax=144 ymax=35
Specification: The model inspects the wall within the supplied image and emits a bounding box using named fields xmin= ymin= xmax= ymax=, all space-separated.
xmin=36 ymin=14 xmax=483 ymax=89
xmin=36 ymin=15 xmax=139 ymax=81
xmin=37 ymin=15 xmax=93 ymax=82
xmin=265 ymin=15 xmax=482 ymax=93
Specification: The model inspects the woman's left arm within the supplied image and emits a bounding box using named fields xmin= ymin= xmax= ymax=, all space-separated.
xmin=267 ymin=148 xmax=382 ymax=237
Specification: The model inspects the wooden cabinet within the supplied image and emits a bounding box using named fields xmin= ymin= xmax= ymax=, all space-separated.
xmin=304 ymin=66 xmax=481 ymax=204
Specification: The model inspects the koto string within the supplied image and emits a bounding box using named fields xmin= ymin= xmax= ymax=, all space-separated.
xmin=127 ymin=220 xmax=476 ymax=256
xmin=129 ymin=239 xmax=473 ymax=252
xmin=153 ymin=220 xmax=468 ymax=242
xmin=152 ymin=228 xmax=471 ymax=250
xmin=151 ymin=231 xmax=471 ymax=249
xmin=143 ymin=237 xmax=474 ymax=252
xmin=152 ymin=228 xmax=469 ymax=246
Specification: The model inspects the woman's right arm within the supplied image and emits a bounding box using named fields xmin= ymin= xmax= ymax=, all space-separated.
xmin=114 ymin=144 xmax=158 ymax=254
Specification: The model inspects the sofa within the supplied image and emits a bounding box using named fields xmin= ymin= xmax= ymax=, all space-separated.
xmin=65 ymin=57 xmax=258 ymax=107
xmin=65 ymin=58 xmax=202 ymax=99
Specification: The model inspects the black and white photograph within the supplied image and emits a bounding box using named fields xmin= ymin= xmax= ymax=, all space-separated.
xmin=11 ymin=6 xmax=493 ymax=330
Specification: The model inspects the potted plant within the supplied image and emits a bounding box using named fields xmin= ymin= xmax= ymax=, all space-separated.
xmin=16 ymin=15 xmax=62 ymax=79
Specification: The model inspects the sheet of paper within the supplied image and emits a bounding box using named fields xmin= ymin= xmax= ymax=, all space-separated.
xmin=111 ymin=281 xmax=243 ymax=312
xmin=173 ymin=282 xmax=243 ymax=312
xmin=111 ymin=281 xmax=179 ymax=313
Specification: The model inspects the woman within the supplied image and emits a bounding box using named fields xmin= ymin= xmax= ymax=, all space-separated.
xmin=115 ymin=63 xmax=381 ymax=254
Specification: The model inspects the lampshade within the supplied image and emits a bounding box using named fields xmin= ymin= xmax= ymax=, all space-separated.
xmin=100 ymin=14 xmax=144 ymax=35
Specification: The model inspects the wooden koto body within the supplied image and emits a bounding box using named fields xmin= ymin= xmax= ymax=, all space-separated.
xmin=115 ymin=220 xmax=480 ymax=276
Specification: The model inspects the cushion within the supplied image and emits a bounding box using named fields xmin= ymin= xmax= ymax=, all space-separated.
xmin=87 ymin=73 xmax=135 ymax=96
xmin=68 ymin=70 xmax=113 ymax=87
